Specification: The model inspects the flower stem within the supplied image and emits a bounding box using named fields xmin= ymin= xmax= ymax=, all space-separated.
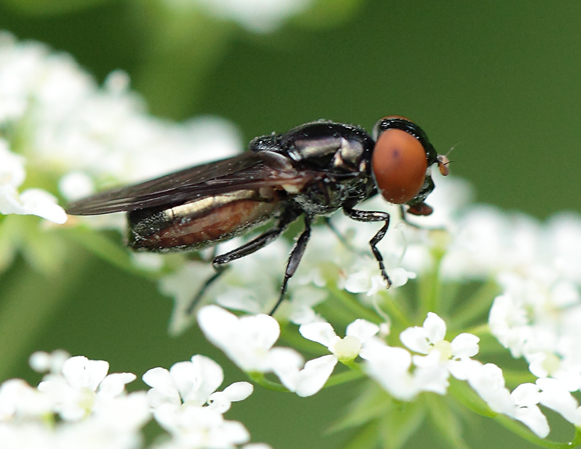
xmin=247 ymin=372 xmax=289 ymax=393
xmin=324 ymin=367 xmax=366 ymax=388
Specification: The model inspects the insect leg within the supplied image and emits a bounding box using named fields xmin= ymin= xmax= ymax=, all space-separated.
xmin=186 ymin=266 xmax=229 ymax=315
xmin=212 ymin=207 xmax=301 ymax=266
xmin=269 ymin=215 xmax=312 ymax=315
xmin=187 ymin=208 xmax=301 ymax=315
xmin=343 ymin=207 xmax=392 ymax=287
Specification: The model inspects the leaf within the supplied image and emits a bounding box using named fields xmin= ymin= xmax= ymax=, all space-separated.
xmin=329 ymin=382 xmax=393 ymax=432
xmin=339 ymin=420 xmax=382 ymax=449
xmin=426 ymin=394 xmax=470 ymax=449
xmin=379 ymin=399 xmax=426 ymax=449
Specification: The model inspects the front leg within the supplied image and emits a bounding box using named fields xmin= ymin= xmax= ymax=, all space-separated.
xmin=269 ymin=214 xmax=312 ymax=315
xmin=343 ymin=207 xmax=392 ymax=287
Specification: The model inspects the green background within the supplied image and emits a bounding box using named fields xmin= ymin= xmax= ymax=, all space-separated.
xmin=0 ymin=0 xmax=579 ymax=447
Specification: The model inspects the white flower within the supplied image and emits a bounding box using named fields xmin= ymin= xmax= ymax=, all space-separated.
xmin=361 ymin=345 xmax=449 ymax=401
xmin=466 ymin=362 xmax=549 ymax=438
xmin=197 ymin=305 xmax=293 ymax=373
xmin=143 ymin=355 xmax=254 ymax=448
xmin=361 ymin=314 xmax=480 ymax=401
xmin=0 ymin=353 xmax=150 ymax=449
xmin=300 ymin=319 xmax=382 ymax=363
xmin=0 ymin=379 xmax=54 ymax=420
xmin=490 ymin=272 xmax=581 ymax=392
xmin=38 ymin=356 xmax=137 ymax=421
xmin=153 ymin=404 xmax=250 ymax=449
xmin=268 ymin=349 xmax=336 ymax=397
xmin=0 ymin=32 xmax=242 ymax=232
xmin=269 ymin=319 xmax=380 ymax=397
xmin=197 ymin=306 xmax=336 ymax=397
xmin=143 ymin=354 xmax=253 ymax=414
xmin=0 ymin=139 xmax=67 ymax=224
xmin=400 ymin=312 xmax=480 ymax=380
xmin=537 ymin=377 xmax=581 ymax=426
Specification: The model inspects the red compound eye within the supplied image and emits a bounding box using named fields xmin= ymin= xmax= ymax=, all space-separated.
xmin=372 ymin=128 xmax=428 ymax=204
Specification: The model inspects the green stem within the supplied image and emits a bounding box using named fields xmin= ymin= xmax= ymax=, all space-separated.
xmin=378 ymin=294 xmax=413 ymax=328
xmin=451 ymin=279 xmax=500 ymax=328
xmin=463 ymin=323 xmax=490 ymax=337
xmin=324 ymin=367 xmax=366 ymax=388
xmin=493 ymin=414 xmax=578 ymax=449
xmin=247 ymin=372 xmax=289 ymax=393
xmin=327 ymin=285 xmax=381 ymax=323
xmin=418 ymin=254 xmax=442 ymax=318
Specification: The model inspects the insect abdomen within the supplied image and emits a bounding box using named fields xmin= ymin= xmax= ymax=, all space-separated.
xmin=128 ymin=189 xmax=281 ymax=252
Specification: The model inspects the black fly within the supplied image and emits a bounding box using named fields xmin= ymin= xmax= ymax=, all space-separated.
xmin=67 ymin=117 xmax=449 ymax=314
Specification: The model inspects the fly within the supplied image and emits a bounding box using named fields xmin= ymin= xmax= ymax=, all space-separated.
xmin=66 ymin=117 xmax=450 ymax=314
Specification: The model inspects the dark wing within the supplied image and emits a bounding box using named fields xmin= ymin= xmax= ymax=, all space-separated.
xmin=66 ymin=151 xmax=315 ymax=215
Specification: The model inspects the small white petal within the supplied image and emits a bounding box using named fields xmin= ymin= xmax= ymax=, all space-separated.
xmin=222 ymin=382 xmax=253 ymax=402
xmin=363 ymin=346 xmax=421 ymax=401
xmin=400 ymin=326 xmax=430 ymax=354
xmin=62 ymin=356 xmax=109 ymax=391
xmin=198 ymin=306 xmax=281 ymax=372
xmin=450 ymin=333 xmax=480 ymax=358
xmin=537 ymin=377 xmax=581 ymax=426
xmin=207 ymin=391 xmax=232 ymax=413
xmin=173 ymin=355 xmax=224 ymax=404
xmin=514 ymin=405 xmax=550 ymax=438
xmin=97 ymin=372 xmax=135 ymax=398
xmin=294 ymin=355 xmax=337 ymax=397
xmin=345 ymin=319 xmax=380 ymax=342
xmin=269 ymin=347 xmax=304 ymax=391
xmin=447 ymin=358 xmax=482 ymax=380
xmin=142 ymin=367 xmax=181 ymax=408
xmin=299 ymin=322 xmax=337 ymax=347
xmin=423 ymin=312 xmax=447 ymax=344
xmin=511 ymin=383 xmax=540 ymax=407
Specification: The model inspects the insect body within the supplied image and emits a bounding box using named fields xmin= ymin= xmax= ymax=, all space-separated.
xmin=67 ymin=117 xmax=449 ymax=313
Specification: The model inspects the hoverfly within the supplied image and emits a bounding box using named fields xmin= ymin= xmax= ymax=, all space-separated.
xmin=67 ymin=117 xmax=449 ymax=314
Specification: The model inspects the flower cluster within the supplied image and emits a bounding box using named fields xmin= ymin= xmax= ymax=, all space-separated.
xmin=0 ymin=351 xmax=149 ymax=448
xmin=0 ymin=351 xmax=269 ymax=449
xmin=0 ymin=31 xmax=241 ymax=228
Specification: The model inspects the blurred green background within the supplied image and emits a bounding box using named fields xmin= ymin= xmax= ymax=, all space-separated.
xmin=0 ymin=0 xmax=579 ymax=447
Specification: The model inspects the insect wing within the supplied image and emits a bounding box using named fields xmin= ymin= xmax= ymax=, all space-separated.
xmin=66 ymin=151 xmax=311 ymax=215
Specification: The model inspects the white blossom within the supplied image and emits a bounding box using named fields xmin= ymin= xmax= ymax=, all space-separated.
xmin=197 ymin=305 xmax=339 ymax=397
xmin=0 ymin=353 xmax=150 ymax=449
xmin=143 ymin=354 xmax=255 ymax=448
xmin=466 ymin=362 xmax=549 ymax=438
xmin=300 ymin=319 xmax=383 ymax=363
xmin=143 ymin=354 xmax=252 ymax=414
xmin=400 ymin=312 xmax=480 ymax=380
xmin=197 ymin=305 xmax=289 ymax=373
xmin=361 ymin=344 xmax=449 ymax=401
